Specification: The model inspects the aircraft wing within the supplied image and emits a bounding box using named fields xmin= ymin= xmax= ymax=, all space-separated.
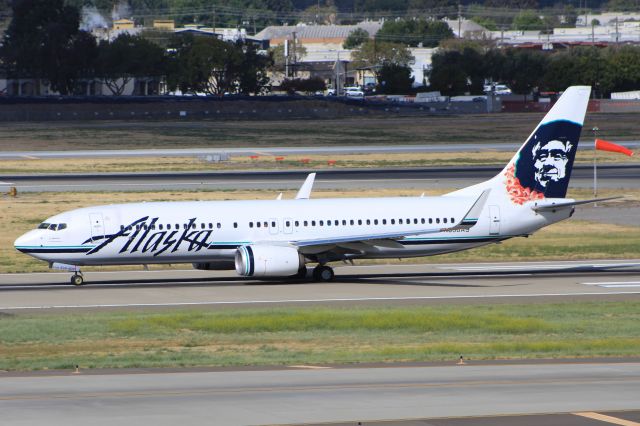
xmin=291 ymin=190 xmax=490 ymax=250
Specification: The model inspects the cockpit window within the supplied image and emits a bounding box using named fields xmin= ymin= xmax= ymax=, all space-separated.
xmin=38 ymin=222 xmax=67 ymax=231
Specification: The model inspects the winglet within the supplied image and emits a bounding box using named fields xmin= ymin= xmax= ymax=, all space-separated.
xmin=295 ymin=173 xmax=316 ymax=200
xmin=453 ymin=189 xmax=491 ymax=230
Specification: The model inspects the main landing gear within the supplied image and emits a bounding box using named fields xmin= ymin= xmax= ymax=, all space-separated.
xmin=70 ymin=273 xmax=84 ymax=286
xmin=312 ymin=265 xmax=334 ymax=282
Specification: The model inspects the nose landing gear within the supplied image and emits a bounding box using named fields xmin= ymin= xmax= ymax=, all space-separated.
xmin=70 ymin=273 xmax=84 ymax=286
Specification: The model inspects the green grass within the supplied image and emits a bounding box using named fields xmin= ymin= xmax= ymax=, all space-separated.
xmin=1 ymin=302 xmax=639 ymax=371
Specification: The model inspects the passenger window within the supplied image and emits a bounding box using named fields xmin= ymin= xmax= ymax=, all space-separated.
xmin=443 ymin=218 xmax=448 ymax=224
xmin=391 ymin=219 xmax=395 ymax=224
xmin=286 ymin=221 xmax=291 ymax=227
xmin=312 ymin=220 xmax=316 ymax=226
xmin=257 ymin=222 xmax=261 ymax=228
xmin=356 ymin=219 xmax=361 ymax=225
xmin=414 ymin=219 xmax=418 ymax=224
xmin=436 ymin=218 xmax=440 ymax=224
xmin=451 ymin=217 xmax=455 ymax=223
xmin=167 ymin=224 xmax=172 ymax=230
xmin=234 ymin=222 xmax=238 ymax=228
xmin=158 ymin=224 xmax=163 ymax=230
xmin=366 ymin=219 xmax=371 ymax=225
xmin=399 ymin=219 xmax=403 ymax=225
xmin=342 ymin=220 xmax=346 ymax=225
xmin=374 ymin=219 xmax=378 ymax=225
xmin=200 ymin=223 xmax=205 ymax=229
xmin=249 ymin=222 xmax=253 ymax=228
xmin=209 ymin=223 xmax=213 ymax=229
xmin=175 ymin=224 xmax=179 ymax=229
xmin=421 ymin=218 xmax=425 ymax=224
xmin=320 ymin=220 xmax=324 ymax=226
xmin=120 ymin=225 xmax=125 ymax=231
xmin=295 ymin=221 xmax=299 ymax=227
xmin=304 ymin=221 xmax=308 ymax=226
xmin=350 ymin=220 xmax=354 ymax=225
xmin=326 ymin=220 xmax=331 ymax=226
xmin=217 ymin=223 xmax=221 ymax=229
xmin=382 ymin=219 xmax=387 ymax=225
xmin=429 ymin=218 xmax=433 ymax=224
xmin=271 ymin=221 xmax=275 ymax=228
xmin=334 ymin=220 xmax=339 ymax=226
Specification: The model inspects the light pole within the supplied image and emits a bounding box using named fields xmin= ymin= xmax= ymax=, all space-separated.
xmin=592 ymin=126 xmax=599 ymax=199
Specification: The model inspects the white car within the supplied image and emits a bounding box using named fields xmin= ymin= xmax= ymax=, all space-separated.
xmin=344 ymin=87 xmax=364 ymax=98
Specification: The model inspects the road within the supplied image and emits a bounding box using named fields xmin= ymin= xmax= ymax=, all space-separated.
xmin=1 ymin=362 xmax=639 ymax=425
xmin=1 ymin=260 xmax=639 ymax=312
xmin=2 ymin=164 xmax=640 ymax=192
xmin=1 ymin=141 xmax=640 ymax=159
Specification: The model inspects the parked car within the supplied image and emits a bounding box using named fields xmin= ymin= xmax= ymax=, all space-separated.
xmin=344 ymin=86 xmax=364 ymax=98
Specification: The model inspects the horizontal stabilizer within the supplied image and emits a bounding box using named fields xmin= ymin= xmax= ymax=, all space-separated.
xmin=531 ymin=196 xmax=621 ymax=212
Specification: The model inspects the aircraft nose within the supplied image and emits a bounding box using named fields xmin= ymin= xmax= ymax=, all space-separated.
xmin=14 ymin=230 xmax=42 ymax=253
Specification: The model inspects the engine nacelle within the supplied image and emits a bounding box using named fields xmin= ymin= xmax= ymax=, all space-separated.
xmin=235 ymin=245 xmax=304 ymax=277
xmin=192 ymin=261 xmax=235 ymax=271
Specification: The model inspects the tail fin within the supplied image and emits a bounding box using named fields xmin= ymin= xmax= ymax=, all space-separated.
xmin=501 ymin=86 xmax=591 ymax=202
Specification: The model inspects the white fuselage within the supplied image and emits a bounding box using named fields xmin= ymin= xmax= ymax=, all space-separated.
xmin=14 ymin=195 xmax=569 ymax=267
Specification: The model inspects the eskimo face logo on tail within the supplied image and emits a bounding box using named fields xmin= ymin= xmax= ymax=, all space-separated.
xmin=505 ymin=120 xmax=582 ymax=204
xmin=532 ymin=139 xmax=572 ymax=187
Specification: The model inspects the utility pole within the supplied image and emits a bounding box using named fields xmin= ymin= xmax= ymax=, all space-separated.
xmin=292 ymin=31 xmax=297 ymax=78
xmin=457 ymin=3 xmax=462 ymax=38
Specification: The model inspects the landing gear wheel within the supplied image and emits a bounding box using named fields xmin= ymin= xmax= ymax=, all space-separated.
xmin=70 ymin=274 xmax=84 ymax=286
xmin=312 ymin=265 xmax=334 ymax=282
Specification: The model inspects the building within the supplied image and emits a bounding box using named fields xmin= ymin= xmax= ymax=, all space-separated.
xmin=113 ymin=19 xmax=134 ymax=31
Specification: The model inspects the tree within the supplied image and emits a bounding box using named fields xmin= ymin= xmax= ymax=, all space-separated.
xmin=270 ymin=42 xmax=307 ymax=70
xmin=343 ymin=28 xmax=370 ymax=49
xmin=236 ymin=42 xmax=272 ymax=95
xmin=300 ymin=3 xmax=338 ymax=24
xmin=280 ymin=77 xmax=326 ymax=94
xmin=501 ymin=48 xmax=547 ymax=99
xmin=376 ymin=63 xmax=414 ymax=94
xmin=167 ymin=34 xmax=244 ymax=95
xmin=429 ymin=47 xmax=485 ymax=95
xmin=96 ymin=34 xmax=166 ymax=95
xmin=375 ymin=18 xmax=454 ymax=48
xmin=351 ymin=40 xmax=414 ymax=70
xmin=512 ymin=10 xmax=545 ymax=31
xmin=0 ymin=0 xmax=95 ymax=94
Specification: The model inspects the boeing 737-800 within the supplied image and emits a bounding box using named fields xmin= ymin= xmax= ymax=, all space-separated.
xmin=15 ymin=86 xmax=604 ymax=285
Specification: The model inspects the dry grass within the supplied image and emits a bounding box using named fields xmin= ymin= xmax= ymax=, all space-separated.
xmin=0 ymin=149 xmax=635 ymax=174
xmin=0 ymin=113 xmax=638 ymax=151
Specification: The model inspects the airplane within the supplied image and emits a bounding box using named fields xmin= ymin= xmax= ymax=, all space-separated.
xmin=14 ymin=86 xmax=609 ymax=286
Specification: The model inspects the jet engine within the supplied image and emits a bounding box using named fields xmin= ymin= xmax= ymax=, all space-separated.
xmin=235 ymin=245 xmax=304 ymax=277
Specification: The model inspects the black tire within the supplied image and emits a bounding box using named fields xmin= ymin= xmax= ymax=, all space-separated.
xmin=71 ymin=275 xmax=84 ymax=286
xmin=313 ymin=265 xmax=334 ymax=282
xmin=293 ymin=266 xmax=308 ymax=279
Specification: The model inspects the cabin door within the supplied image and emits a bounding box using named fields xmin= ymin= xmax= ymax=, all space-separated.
xmin=89 ymin=213 xmax=105 ymax=239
